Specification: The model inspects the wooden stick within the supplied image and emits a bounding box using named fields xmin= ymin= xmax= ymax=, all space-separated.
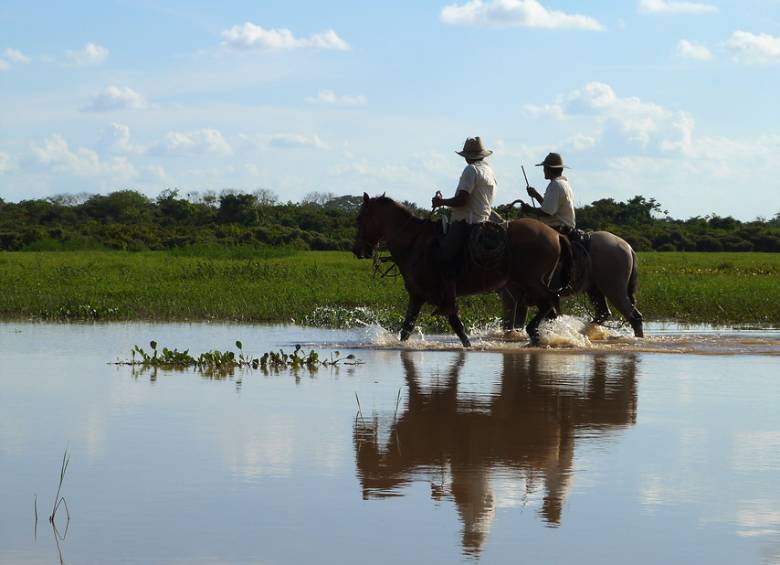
xmin=521 ymin=165 xmax=537 ymax=207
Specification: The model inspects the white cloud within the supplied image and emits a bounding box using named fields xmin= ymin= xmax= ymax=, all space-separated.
xmin=0 ymin=59 xmax=9 ymax=71
xmin=222 ymin=22 xmax=350 ymax=51
xmin=267 ymin=133 xmax=327 ymax=149
xmin=676 ymin=39 xmax=713 ymax=60
xmin=565 ymin=133 xmax=598 ymax=151
xmin=440 ymin=0 xmax=605 ymax=31
xmin=524 ymin=102 xmax=566 ymax=120
xmin=82 ymin=86 xmax=147 ymax=112
xmin=0 ymin=152 xmax=12 ymax=174
xmin=66 ymin=42 xmax=109 ymax=66
xmin=726 ymin=31 xmax=780 ymax=65
xmin=96 ymin=123 xmax=141 ymax=155
xmin=527 ymin=81 xmax=695 ymax=152
xmin=150 ymin=129 xmax=233 ymax=156
xmin=638 ymin=0 xmax=717 ymax=15
xmin=3 ymin=48 xmax=30 ymax=64
xmin=307 ymin=89 xmax=367 ymax=106
xmin=29 ymin=134 xmax=136 ymax=178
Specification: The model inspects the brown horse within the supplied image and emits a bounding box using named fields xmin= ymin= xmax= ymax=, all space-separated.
xmin=352 ymin=193 xmax=571 ymax=346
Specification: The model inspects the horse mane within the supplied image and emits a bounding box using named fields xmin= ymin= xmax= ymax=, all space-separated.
xmin=372 ymin=195 xmax=430 ymax=225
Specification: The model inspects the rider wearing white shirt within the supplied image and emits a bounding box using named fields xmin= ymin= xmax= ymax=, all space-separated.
xmin=431 ymin=136 xmax=497 ymax=317
xmin=523 ymin=152 xmax=577 ymax=231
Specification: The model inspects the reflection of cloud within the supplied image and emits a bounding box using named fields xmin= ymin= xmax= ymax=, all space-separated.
xmin=224 ymin=420 xmax=295 ymax=478
xmin=731 ymin=432 xmax=780 ymax=472
xmin=736 ymin=501 xmax=780 ymax=537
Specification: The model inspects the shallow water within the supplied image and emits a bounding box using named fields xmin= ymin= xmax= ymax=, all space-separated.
xmin=1 ymin=321 xmax=779 ymax=564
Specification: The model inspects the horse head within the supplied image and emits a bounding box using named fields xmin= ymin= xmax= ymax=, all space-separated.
xmin=352 ymin=192 xmax=384 ymax=259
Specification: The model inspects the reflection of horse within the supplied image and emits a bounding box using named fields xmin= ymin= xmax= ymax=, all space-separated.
xmin=501 ymin=231 xmax=645 ymax=337
xmin=352 ymin=194 xmax=571 ymax=346
xmin=354 ymin=351 xmax=638 ymax=556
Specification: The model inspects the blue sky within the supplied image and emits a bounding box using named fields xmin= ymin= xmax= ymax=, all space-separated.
xmin=1 ymin=0 xmax=779 ymax=219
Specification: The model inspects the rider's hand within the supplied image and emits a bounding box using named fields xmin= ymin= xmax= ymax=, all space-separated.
xmin=526 ymin=186 xmax=540 ymax=200
xmin=432 ymin=192 xmax=444 ymax=209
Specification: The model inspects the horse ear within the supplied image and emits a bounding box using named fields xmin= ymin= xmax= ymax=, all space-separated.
xmin=363 ymin=192 xmax=370 ymax=204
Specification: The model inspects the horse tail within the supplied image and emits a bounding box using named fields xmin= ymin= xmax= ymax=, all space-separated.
xmin=627 ymin=248 xmax=639 ymax=306
xmin=557 ymin=234 xmax=573 ymax=294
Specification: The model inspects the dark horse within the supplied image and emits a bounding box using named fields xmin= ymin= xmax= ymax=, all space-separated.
xmin=352 ymin=193 xmax=571 ymax=347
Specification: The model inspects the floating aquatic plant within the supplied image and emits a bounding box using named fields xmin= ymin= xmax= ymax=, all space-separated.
xmin=117 ymin=340 xmax=361 ymax=373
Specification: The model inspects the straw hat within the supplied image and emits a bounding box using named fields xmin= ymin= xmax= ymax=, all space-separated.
xmin=456 ymin=136 xmax=493 ymax=159
xmin=535 ymin=152 xmax=567 ymax=169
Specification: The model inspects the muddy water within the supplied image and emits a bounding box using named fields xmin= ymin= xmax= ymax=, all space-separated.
xmin=1 ymin=321 xmax=779 ymax=564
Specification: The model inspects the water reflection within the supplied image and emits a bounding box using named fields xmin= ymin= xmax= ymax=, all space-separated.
xmin=354 ymin=351 xmax=638 ymax=555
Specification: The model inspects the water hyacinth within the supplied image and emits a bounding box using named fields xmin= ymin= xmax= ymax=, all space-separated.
xmin=119 ymin=340 xmax=360 ymax=373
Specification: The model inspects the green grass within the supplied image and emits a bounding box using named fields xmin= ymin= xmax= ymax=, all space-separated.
xmin=0 ymin=250 xmax=778 ymax=327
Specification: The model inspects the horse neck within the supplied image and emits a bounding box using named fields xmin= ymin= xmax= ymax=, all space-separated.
xmin=376 ymin=204 xmax=428 ymax=257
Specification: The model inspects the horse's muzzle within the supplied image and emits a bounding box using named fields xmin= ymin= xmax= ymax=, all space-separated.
xmin=352 ymin=240 xmax=374 ymax=259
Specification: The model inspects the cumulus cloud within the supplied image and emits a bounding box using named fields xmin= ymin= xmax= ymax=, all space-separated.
xmin=66 ymin=42 xmax=109 ymax=66
xmin=29 ymin=134 xmax=136 ymax=178
xmin=726 ymin=31 xmax=780 ymax=64
xmin=525 ymin=82 xmax=695 ymax=153
xmin=222 ymin=23 xmax=349 ymax=50
xmin=96 ymin=123 xmax=142 ymax=155
xmin=150 ymin=129 xmax=233 ymax=156
xmin=638 ymin=0 xmax=717 ymax=14
xmin=267 ymin=133 xmax=327 ymax=149
xmin=0 ymin=151 xmax=12 ymax=173
xmin=82 ymin=86 xmax=147 ymax=112
xmin=307 ymin=89 xmax=367 ymax=105
xmin=440 ymin=0 xmax=605 ymax=31
xmin=3 ymin=48 xmax=30 ymax=64
xmin=676 ymin=39 xmax=712 ymax=60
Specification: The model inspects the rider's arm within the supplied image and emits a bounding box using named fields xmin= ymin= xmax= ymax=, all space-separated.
xmin=438 ymin=190 xmax=470 ymax=208
xmin=433 ymin=165 xmax=474 ymax=209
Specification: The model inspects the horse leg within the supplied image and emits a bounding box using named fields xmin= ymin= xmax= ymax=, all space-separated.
xmin=499 ymin=288 xmax=527 ymax=331
xmin=587 ymin=286 xmax=611 ymax=324
xmin=399 ymin=295 xmax=424 ymax=341
xmin=525 ymin=293 xmax=557 ymax=346
xmin=447 ymin=314 xmax=472 ymax=348
xmin=609 ymin=293 xmax=645 ymax=338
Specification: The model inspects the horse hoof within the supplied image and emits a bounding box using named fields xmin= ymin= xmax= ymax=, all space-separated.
xmin=462 ymin=340 xmax=472 ymax=348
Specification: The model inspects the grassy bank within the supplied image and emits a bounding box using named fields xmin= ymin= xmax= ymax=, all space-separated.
xmin=0 ymin=250 xmax=778 ymax=327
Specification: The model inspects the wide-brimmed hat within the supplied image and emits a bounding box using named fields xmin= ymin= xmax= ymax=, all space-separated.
xmin=535 ymin=152 xmax=568 ymax=168
xmin=457 ymin=136 xmax=493 ymax=159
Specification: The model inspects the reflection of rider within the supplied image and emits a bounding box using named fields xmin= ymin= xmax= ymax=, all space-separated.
xmin=522 ymin=152 xmax=576 ymax=233
xmin=353 ymin=351 xmax=639 ymax=555
xmin=431 ymin=137 xmax=497 ymax=316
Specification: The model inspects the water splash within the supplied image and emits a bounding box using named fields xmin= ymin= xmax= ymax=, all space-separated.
xmin=304 ymin=306 xmax=395 ymax=329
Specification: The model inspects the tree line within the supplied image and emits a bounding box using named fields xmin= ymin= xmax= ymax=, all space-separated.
xmin=0 ymin=189 xmax=778 ymax=252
